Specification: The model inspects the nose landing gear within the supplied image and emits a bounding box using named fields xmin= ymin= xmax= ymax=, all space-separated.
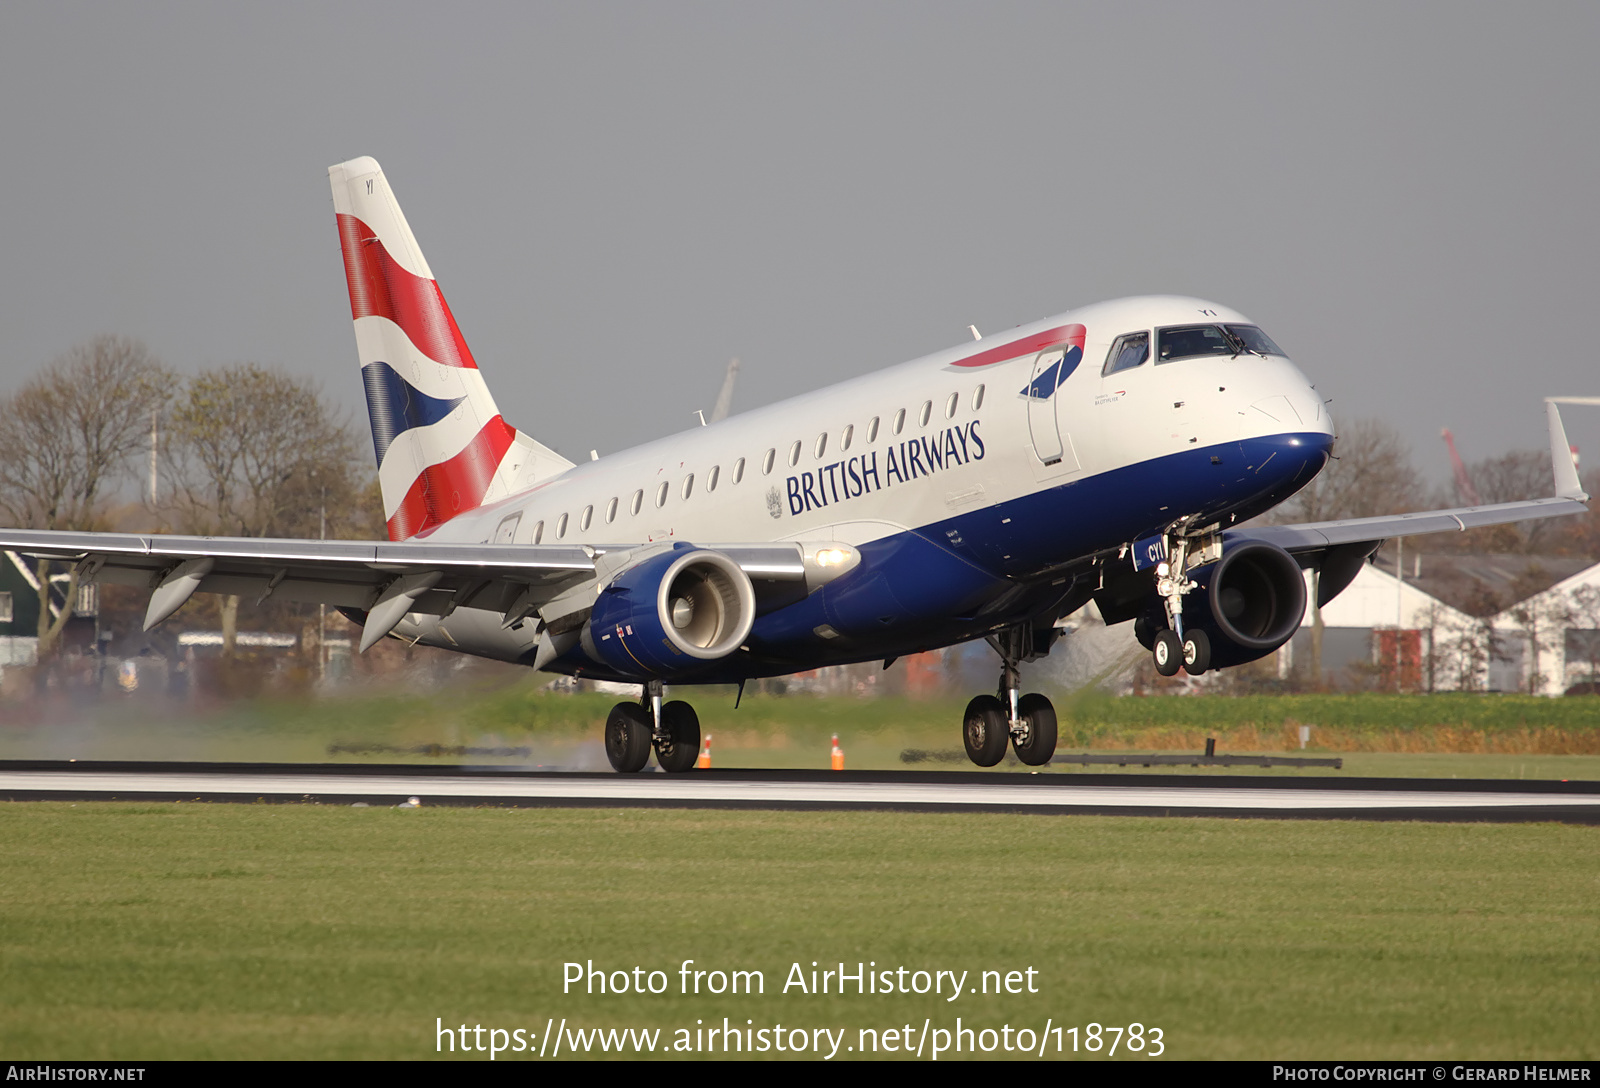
xmin=1147 ymin=526 xmax=1213 ymax=678
xmin=962 ymin=626 xmax=1059 ymax=768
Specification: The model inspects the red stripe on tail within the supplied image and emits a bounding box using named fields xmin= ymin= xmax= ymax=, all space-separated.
xmin=337 ymin=213 xmax=479 ymax=370
xmin=384 ymin=415 xmax=517 ymax=541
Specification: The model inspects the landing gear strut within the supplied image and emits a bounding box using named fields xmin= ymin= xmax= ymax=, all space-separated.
xmin=1148 ymin=524 xmax=1212 ymax=678
xmin=605 ymin=680 xmax=701 ymax=773
xmin=962 ymin=626 xmax=1058 ymax=768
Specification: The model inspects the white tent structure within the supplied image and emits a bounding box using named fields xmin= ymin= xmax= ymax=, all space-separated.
xmin=1489 ymin=563 xmax=1600 ymax=696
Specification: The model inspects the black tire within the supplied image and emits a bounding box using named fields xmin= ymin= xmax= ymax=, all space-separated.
xmin=1152 ymin=630 xmax=1182 ymax=677
xmin=1013 ymin=692 xmax=1057 ymax=766
xmin=1182 ymin=629 xmax=1211 ymax=676
xmin=962 ymin=694 xmax=1009 ymax=767
xmin=654 ymin=700 xmax=701 ymax=773
xmin=604 ymin=702 xmax=652 ymax=773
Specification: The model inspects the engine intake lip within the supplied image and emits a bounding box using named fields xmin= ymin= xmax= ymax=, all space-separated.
xmin=655 ymin=550 xmax=756 ymax=660
xmin=1206 ymin=539 xmax=1306 ymax=650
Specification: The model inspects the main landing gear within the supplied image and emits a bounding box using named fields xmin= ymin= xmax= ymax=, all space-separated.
xmin=605 ymin=680 xmax=701 ymax=773
xmin=962 ymin=626 xmax=1058 ymax=768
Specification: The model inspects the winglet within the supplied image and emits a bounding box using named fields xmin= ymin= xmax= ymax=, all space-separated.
xmin=1545 ymin=397 xmax=1596 ymax=501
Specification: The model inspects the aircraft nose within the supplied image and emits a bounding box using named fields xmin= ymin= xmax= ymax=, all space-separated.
xmin=1248 ymin=387 xmax=1332 ymax=434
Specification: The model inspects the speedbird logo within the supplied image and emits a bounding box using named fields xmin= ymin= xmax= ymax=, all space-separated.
xmin=1018 ymin=325 xmax=1086 ymax=401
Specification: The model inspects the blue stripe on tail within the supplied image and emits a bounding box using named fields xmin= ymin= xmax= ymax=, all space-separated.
xmin=361 ymin=361 xmax=468 ymax=465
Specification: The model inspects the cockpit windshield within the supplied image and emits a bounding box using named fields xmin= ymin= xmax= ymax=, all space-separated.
xmin=1225 ymin=325 xmax=1286 ymax=357
xmin=1157 ymin=324 xmax=1287 ymax=362
xmin=1103 ymin=331 xmax=1149 ymax=375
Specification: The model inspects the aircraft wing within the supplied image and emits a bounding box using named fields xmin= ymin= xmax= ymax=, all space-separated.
xmin=1221 ymin=398 xmax=1591 ymax=606
xmin=0 ymin=529 xmax=808 ymax=637
xmin=1237 ymin=494 xmax=1589 ymax=555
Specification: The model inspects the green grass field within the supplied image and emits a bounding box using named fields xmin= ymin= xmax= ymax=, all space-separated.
xmin=4 ymin=683 xmax=1599 ymax=780
xmin=0 ymin=802 xmax=1594 ymax=1060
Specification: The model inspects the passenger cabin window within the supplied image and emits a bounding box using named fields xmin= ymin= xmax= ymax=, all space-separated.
xmin=631 ymin=489 xmax=644 ymax=516
xmin=972 ymin=385 xmax=985 ymax=411
xmin=944 ymin=392 xmax=959 ymax=419
xmin=919 ymin=400 xmax=932 ymax=427
xmin=681 ymin=474 xmax=694 ymax=500
xmin=532 ymin=520 xmax=545 ymax=544
xmin=605 ymin=497 xmax=618 ymax=523
xmin=1103 ymin=331 xmax=1150 ymax=375
xmin=788 ymin=440 xmax=801 ymax=467
xmin=556 ymin=513 xmax=569 ymax=538
xmin=655 ymin=481 xmax=669 ymax=508
xmin=840 ymin=424 xmax=854 ymax=451
xmin=892 ymin=408 xmax=906 ymax=435
xmin=707 ymin=465 xmax=720 ymax=492
xmin=733 ymin=457 xmax=745 ymax=484
xmin=814 ymin=433 xmax=827 ymax=459
xmin=580 ymin=505 xmax=593 ymax=531
xmin=867 ymin=416 xmax=880 ymax=443
xmin=763 ymin=448 xmax=776 ymax=475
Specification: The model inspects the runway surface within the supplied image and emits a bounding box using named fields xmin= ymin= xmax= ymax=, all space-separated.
xmin=3 ymin=761 xmax=1598 ymax=822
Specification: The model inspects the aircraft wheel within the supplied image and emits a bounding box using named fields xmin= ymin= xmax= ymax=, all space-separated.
xmin=1152 ymin=630 xmax=1182 ymax=677
xmin=1183 ymin=630 xmax=1211 ymax=676
xmin=1133 ymin=614 xmax=1158 ymax=651
xmin=654 ymin=700 xmax=701 ymax=773
xmin=604 ymin=702 xmax=652 ymax=773
xmin=1013 ymin=692 xmax=1057 ymax=766
xmin=962 ymin=694 xmax=1009 ymax=767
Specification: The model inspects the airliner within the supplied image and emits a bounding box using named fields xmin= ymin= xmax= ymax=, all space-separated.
xmin=2 ymin=158 xmax=1588 ymax=772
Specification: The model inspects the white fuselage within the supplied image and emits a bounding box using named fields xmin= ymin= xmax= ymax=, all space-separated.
xmin=398 ymin=295 xmax=1333 ymax=676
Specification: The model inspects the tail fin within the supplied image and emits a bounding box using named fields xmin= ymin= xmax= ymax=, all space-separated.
xmin=328 ymin=156 xmax=572 ymax=541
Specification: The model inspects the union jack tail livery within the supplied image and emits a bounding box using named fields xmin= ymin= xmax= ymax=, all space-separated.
xmin=329 ymin=156 xmax=572 ymax=540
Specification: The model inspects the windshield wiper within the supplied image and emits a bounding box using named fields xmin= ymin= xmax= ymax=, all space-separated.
xmin=1223 ymin=328 xmax=1263 ymax=358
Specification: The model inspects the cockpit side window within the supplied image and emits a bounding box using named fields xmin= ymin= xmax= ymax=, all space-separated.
xmin=1103 ymin=331 xmax=1150 ymax=376
xmin=1224 ymin=324 xmax=1288 ymax=357
xmin=1157 ymin=325 xmax=1234 ymax=362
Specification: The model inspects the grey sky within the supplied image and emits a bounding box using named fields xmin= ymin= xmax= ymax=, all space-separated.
xmin=2 ymin=2 xmax=1596 ymax=494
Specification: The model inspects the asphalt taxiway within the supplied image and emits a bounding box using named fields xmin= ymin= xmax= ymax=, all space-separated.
xmin=2 ymin=761 xmax=1597 ymax=822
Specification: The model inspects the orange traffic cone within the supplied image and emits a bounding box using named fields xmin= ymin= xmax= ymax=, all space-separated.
xmin=696 ymin=734 xmax=712 ymax=769
xmin=830 ymin=733 xmax=844 ymax=771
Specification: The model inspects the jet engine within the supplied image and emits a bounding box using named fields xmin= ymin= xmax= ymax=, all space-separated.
xmin=583 ymin=547 xmax=757 ymax=679
xmin=1185 ymin=539 xmax=1307 ymax=668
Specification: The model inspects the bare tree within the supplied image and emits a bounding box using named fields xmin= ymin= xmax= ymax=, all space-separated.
xmin=0 ymin=336 xmax=172 ymax=658
xmin=1507 ymin=591 xmax=1571 ymax=695
xmin=163 ymin=364 xmax=367 ymax=654
xmin=1274 ymin=417 xmax=1427 ymax=525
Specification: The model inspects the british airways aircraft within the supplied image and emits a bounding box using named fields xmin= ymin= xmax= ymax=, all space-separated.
xmin=2 ymin=158 xmax=1588 ymax=771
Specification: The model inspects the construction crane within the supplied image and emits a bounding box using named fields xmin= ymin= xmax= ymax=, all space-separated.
xmin=1440 ymin=428 xmax=1483 ymax=506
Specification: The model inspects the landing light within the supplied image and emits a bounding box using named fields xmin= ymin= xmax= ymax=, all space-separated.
xmin=1156 ymin=561 xmax=1170 ymax=577
xmin=817 ymin=548 xmax=848 ymax=567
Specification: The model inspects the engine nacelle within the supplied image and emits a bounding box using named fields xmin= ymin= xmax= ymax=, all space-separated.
xmin=1186 ymin=539 xmax=1307 ymax=668
xmin=584 ymin=547 xmax=756 ymax=680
